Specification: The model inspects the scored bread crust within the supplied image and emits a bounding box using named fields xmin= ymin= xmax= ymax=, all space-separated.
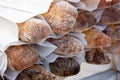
xmin=73 ymin=9 xmax=96 ymax=32
xmin=42 ymin=0 xmax=78 ymax=34
xmin=5 ymin=45 xmax=39 ymax=71
xmin=48 ymin=35 xmax=82 ymax=55
xmin=83 ymin=29 xmax=111 ymax=48
xmin=18 ymin=18 xmax=51 ymax=43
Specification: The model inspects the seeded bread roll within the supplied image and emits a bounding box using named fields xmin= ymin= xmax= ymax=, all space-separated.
xmin=18 ymin=18 xmax=51 ymax=43
xmin=103 ymin=24 xmax=120 ymax=41
xmin=48 ymin=35 xmax=82 ymax=55
xmin=98 ymin=7 xmax=120 ymax=25
xmin=49 ymin=57 xmax=80 ymax=77
xmin=42 ymin=0 xmax=78 ymax=34
xmin=73 ymin=9 xmax=96 ymax=32
xmin=85 ymin=48 xmax=111 ymax=64
xmin=16 ymin=64 xmax=57 ymax=80
xmin=83 ymin=29 xmax=111 ymax=48
xmin=5 ymin=45 xmax=39 ymax=71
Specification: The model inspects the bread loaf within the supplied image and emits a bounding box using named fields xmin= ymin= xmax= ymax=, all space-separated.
xmin=73 ymin=9 xmax=96 ymax=32
xmin=18 ymin=18 xmax=51 ymax=43
xmin=49 ymin=57 xmax=80 ymax=77
xmin=42 ymin=0 xmax=78 ymax=34
xmin=83 ymin=29 xmax=111 ymax=48
xmin=104 ymin=41 xmax=120 ymax=54
xmin=85 ymin=48 xmax=111 ymax=64
xmin=98 ymin=7 xmax=120 ymax=25
xmin=103 ymin=24 xmax=120 ymax=41
xmin=98 ymin=0 xmax=120 ymax=9
xmin=16 ymin=64 xmax=57 ymax=80
xmin=5 ymin=45 xmax=39 ymax=71
xmin=48 ymin=35 xmax=83 ymax=55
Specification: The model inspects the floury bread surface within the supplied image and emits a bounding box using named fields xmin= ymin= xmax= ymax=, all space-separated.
xmin=48 ymin=35 xmax=83 ymax=55
xmin=5 ymin=44 xmax=39 ymax=71
xmin=42 ymin=0 xmax=78 ymax=34
xmin=18 ymin=18 xmax=51 ymax=43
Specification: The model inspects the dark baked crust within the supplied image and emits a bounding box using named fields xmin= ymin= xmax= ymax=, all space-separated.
xmin=85 ymin=48 xmax=111 ymax=64
xmin=73 ymin=9 xmax=96 ymax=32
xmin=16 ymin=64 xmax=57 ymax=80
xmin=49 ymin=57 xmax=80 ymax=77
xmin=103 ymin=24 xmax=120 ymax=41
xmin=98 ymin=7 xmax=120 ymax=25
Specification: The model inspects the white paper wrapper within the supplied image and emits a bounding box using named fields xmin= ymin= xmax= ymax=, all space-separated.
xmin=72 ymin=1 xmax=86 ymax=10
xmin=94 ymin=25 xmax=107 ymax=31
xmin=93 ymin=9 xmax=105 ymax=23
xmin=72 ymin=0 xmax=100 ymax=11
xmin=82 ymin=0 xmax=100 ymax=11
xmin=67 ymin=0 xmax=80 ymax=3
xmin=35 ymin=41 xmax=57 ymax=58
xmin=115 ymin=54 xmax=120 ymax=80
xmin=46 ymin=50 xmax=85 ymax=63
xmin=0 ymin=0 xmax=53 ymax=23
xmin=0 ymin=51 xmax=7 ymax=77
xmin=116 ymin=54 xmax=120 ymax=69
xmin=0 ymin=17 xmax=18 ymax=52
xmin=4 ymin=68 xmax=20 ymax=80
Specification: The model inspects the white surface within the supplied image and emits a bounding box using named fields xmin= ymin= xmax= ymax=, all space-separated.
xmin=83 ymin=0 xmax=100 ymax=11
xmin=73 ymin=0 xmax=100 ymax=11
xmin=0 ymin=0 xmax=53 ymax=23
xmin=81 ymin=69 xmax=116 ymax=80
xmin=0 ymin=51 xmax=7 ymax=77
xmin=0 ymin=17 xmax=18 ymax=51
xmin=64 ymin=62 xmax=113 ymax=80
xmin=67 ymin=0 xmax=80 ymax=3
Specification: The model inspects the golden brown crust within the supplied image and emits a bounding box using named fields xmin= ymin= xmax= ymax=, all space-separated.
xmin=103 ymin=24 xmax=120 ymax=41
xmin=73 ymin=9 xmax=96 ymax=32
xmin=42 ymin=1 xmax=78 ymax=34
xmin=98 ymin=0 xmax=120 ymax=9
xmin=18 ymin=18 xmax=51 ymax=43
xmin=48 ymin=35 xmax=82 ymax=55
xmin=98 ymin=7 xmax=120 ymax=25
xmin=5 ymin=45 xmax=39 ymax=71
xmin=49 ymin=57 xmax=80 ymax=77
xmin=104 ymin=41 xmax=120 ymax=54
xmin=16 ymin=64 xmax=57 ymax=80
xmin=83 ymin=29 xmax=111 ymax=48
xmin=85 ymin=48 xmax=111 ymax=64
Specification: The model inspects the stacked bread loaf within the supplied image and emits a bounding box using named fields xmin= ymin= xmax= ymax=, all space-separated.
xmin=2 ymin=0 xmax=120 ymax=80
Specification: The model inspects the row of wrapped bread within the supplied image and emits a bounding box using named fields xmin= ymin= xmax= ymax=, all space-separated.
xmin=1 ymin=0 xmax=120 ymax=80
